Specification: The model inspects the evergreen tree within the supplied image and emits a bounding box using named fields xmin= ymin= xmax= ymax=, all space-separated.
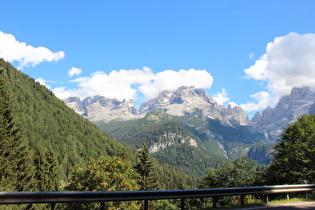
xmin=0 ymin=67 xmax=35 ymax=191
xmin=266 ymin=114 xmax=315 ymax=184
xmin=135 ymin=142 xmax=159 ymax=190
xmin=33 ymin=147 xmax=59 ymax=191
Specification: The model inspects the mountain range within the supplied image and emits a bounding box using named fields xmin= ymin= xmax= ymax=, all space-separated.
xmin=65 ymin=86 xmax=249 ymax=125
xmin=65 ymin=85 xmax=315 ymax=140
xmin=63 ymin=85 xmax=315 ymax=173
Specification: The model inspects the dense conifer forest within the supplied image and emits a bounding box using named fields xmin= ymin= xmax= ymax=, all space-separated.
xmin=98 ymin=115 xmax=226 ymax=177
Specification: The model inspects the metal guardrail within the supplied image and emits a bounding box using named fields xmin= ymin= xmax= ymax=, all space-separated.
xmin=0 ymin=184 xmax=314 ymax=209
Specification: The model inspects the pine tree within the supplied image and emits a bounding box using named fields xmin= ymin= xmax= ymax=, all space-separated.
xmin=135 ymin=142 xmax=159 ymax=190
xmin=34 ymin=147 xmax=59 ymax=191
xmin=0 ymin=67 xmax=35 ymax=191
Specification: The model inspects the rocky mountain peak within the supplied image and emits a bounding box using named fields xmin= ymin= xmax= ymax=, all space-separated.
xmin=290 ymin=86 xmax=314 ymax=102
xmin=250 ymin=86 xmax=315 ymax=141
xmin=251 ymin=111 xmax=262 ymax=124
xmin=289 ymin=86 xmax=315 ymax=119
xmin=261 ymin=106 xmax=274 ymax=123
xmin=139 ymin=86 xmax=248 ymax=125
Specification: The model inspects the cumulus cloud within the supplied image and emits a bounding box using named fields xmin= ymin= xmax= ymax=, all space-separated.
xmin=243 ymin=32 xmax=315 ymax=112
xmin=212 ymin=88 xmax=230 ymax=105
xmin=140 ymin=69 xmax=213 ymax=100
xmin=53 ymin=68 xmax=214 ymax=101
xmin=0 ymin=31 xmax=64 ymax=69
xmin=68 ymin=67 xmax=82 ymax=77
xmin=240 ymin=91 xmax=274 ymax=112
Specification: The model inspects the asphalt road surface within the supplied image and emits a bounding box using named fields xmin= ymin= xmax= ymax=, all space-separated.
xmin=233 ymin=201 xmax=315 ymax=209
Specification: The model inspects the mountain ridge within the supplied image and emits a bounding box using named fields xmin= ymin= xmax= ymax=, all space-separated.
xmin=64 ymin=85 xmax=315 ymax=142
xmin=64 ymin=86 xmax=249 ymax=125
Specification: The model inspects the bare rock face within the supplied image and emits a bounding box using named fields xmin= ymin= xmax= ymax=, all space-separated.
xmin=63 ymin=97 xmax=85 ymax=115
xmin=261 ymin=106 xmax=275 ymax=124
xmin=63 ymin=95 xmax=142 ymax=123
xmin=139 ymin=86 xmax=249 ymax=125
xmin=83 ymin=96 xmax=142 ymax=123
xmin=251 ymin=86 xmax=315 ymax=141
xmin=289 ymin=86 xmax=315 ymax=119
xmin=251 ymin=111 xmax=262 ymax=124
xmin=63 ymin=86 xmax=249 ymax=125
xmin=224 ymin=104 xmax=249 ymax=125
xmin=148 ymin=132 xmax=197 ymax=153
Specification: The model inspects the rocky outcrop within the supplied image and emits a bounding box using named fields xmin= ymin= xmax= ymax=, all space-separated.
xmin=148 ymin=132 xmax=197 ymax=153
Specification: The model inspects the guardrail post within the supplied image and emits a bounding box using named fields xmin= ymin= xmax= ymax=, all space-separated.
xmin=240 ymin=195 xmax=245 ymax=206
xmin=100 ymin=201 xmax=105 ymax=210
xmin=213 ymin=196 xmax=218 ymax=208
xmin=144 ymin=200 xmax=149 ymax=210
xmin=265 ymin=194 xmax=269 ymax=203
xmin=181 ymin=198 xmax=185 ymax=210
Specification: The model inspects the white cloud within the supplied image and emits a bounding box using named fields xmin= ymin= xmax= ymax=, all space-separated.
xmin=228 ymin=102 xmax=238 ymax=108
xmin=212 ymin=88 xmax=230 ymax=105
xmin=53 ymin=68 xmax=214 ymax=101
xmin=68 ymin=67 xmax=82 ymax=77
xmin=240 ymin=91 xmax=274 ymax=112
xmin=35 ymin=78 xmax=51 ymax=89
xmin=0 ymin=31 xmax=65 ymax=69
xmin=52 ymin=87 xmax=71 ymax=99
xmin=243 ymin=32 xmax=315 ymax=111
xmin=140 ymin=69 xmax=213 ymax=100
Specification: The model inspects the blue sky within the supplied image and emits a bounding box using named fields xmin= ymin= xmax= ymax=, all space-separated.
xmin=1 ymin=0 xmax=315 ymax=118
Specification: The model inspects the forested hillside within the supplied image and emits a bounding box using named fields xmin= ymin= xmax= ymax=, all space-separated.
xmin=98 ymin=110 xmax=226 ymax=177
xmin=0 ymin=59 xmax=196 ymax=190
xmin=0 ymin=59 xmax=127 ymax=178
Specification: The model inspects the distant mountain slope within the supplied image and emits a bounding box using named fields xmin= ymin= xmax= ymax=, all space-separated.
xmin=165 ymin=114 xmax=269 ymax=162
xmin=99 ymin=111 xmax=199 ymax=151
xmin=98 ymin=109 xmax=270 ymax=176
